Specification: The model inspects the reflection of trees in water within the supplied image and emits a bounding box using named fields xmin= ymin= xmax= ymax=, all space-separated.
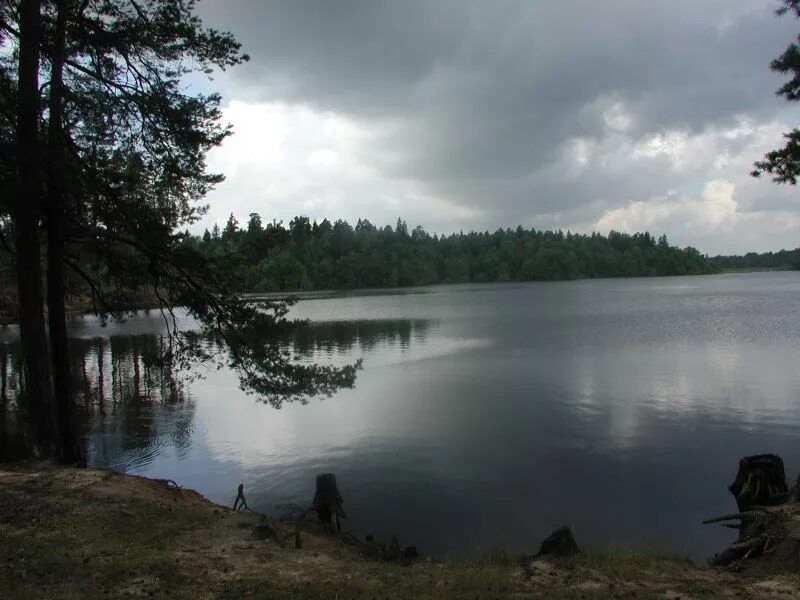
xmin=292 ymin=319 xmax=431 ymax=355
xmin=1 ymin=318 xmax=430 ymax=463
xmin=70 ymin=335 xmax=195 ymax=470
xmin=70 ymin=335 xmax=187 ymax=410
xmin=0 ymin=334 xmax=195 ymax=467
xmin=0 ymin=348 xmax=28 ymax=460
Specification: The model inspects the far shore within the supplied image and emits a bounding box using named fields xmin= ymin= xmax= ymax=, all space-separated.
xmin=0 ymin=268 xmax=793 ymax=327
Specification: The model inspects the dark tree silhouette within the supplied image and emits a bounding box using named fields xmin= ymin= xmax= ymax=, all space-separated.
xmin=752 ymin=1 xmax=800 ymax=183
xmin=46 ymin=0 xmax=80 ymax=464
xmin=0 ymin=0 xmax=359 ymax=461
xmin=12 ymin=0 xmax=58 ymax=456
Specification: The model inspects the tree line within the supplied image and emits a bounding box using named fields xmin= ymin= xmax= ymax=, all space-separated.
xmin=709 ymin=249 xmax=800 ymax=271
xmin=186 ymin=215 xmax=716 ymax=292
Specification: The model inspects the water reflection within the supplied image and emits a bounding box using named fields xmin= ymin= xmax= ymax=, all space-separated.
xmin=0 ymin=334 xmax=196 ymax=469
xmin=75 ymin=335 xmax=195 ymax=471
xmin=0 ymin=348 xmax=27 ymax=460
xmin=2 ymin=274 xmax=800 ymax=562
xmin=292 ymin=319 xmax=431 ymax=355
xmin=0 ymin=318 xmax=433 ymax=470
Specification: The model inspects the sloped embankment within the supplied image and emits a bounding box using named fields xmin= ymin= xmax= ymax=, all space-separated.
xmin=1 ymin=465 xmax=799 ymax=599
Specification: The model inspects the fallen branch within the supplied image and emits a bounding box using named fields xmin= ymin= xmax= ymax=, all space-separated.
xmin=710 ymin=534 xmax=769 ymax=569
xmin=702 ymin=510 xmax=764 ymax=524
xmin=154 ymin=478 xmax=180 ymax=489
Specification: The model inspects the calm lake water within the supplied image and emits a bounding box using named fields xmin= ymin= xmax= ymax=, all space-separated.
xmin=2 ymin=272 xmax=800 ymax=560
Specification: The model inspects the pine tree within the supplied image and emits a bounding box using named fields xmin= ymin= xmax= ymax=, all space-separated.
xmin=753 ymin=1 xmax=800 ymax=183
xmin=0 ymin=0 xmax=360 ymax=459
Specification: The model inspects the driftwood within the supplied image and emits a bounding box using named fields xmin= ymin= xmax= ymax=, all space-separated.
xmin=154 ymin=478 xmax=180 ymax=489
xmin=703 ymin=508 xmax=776 ymax=570
xmin=728 ymin=454 xmax=788 ymax=511
xmin=311 ymin=473 xmax=346 ymax=531
xmin=710 ymin=534 xmax=770 ymax=571
xmin=702 ymin=510 xmax=766 ymax=525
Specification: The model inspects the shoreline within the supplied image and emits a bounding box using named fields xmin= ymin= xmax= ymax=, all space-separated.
xmin=0 ymin=269 xmax=792 ymax=327
xmin=2 ymin=463 xmax=799 ymax=599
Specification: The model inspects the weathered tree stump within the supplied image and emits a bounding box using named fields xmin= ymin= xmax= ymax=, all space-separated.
xmin=233 ymin=483 xmax=249 ymax=512
xmin=729 ymin=454 xmax=788 ymax=511
xmin=311 ymin=473 xmax=346 ymax=531
xmin=704 ymin=454 xmax=792 ymax=570
xmin=386 ymin=535 xmax=401 ymax=560
xmin=536 ymin=526 xmax=581 ymax=557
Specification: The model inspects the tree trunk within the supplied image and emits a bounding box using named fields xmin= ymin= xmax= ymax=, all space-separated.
xmin=46 ymin=0 xmax=83 ymax=466
xmin=15 ymin=0 xmax=56 ymax=455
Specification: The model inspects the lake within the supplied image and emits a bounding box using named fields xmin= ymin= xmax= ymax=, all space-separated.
xmin=2 ymin=271 xmax=800 ymax=561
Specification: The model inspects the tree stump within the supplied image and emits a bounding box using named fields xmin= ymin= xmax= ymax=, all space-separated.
xmin=311 ymin=473 xmax=346 ymax=531
xmin=386 ymin=535 xmax=401 ymax=560
xmin=728 ymin=454 xmax=788 ymax=511
xmin=536 ymin=526 xmax=581 ymax=557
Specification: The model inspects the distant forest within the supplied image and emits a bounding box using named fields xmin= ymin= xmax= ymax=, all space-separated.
xmin=709 ymin=249 xmax=800 ymax=272
xmin=184 ymin=215 xmax=717 ymax=292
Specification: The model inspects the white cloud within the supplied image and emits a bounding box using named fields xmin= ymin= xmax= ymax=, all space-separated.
xmin=199 ymin=100 xmax=800 ymax=254
xmin=201 ymin=101 xmax=477 ymax=232
xmin=550 ymin=116 xmax=800 ymax=253
xmin=191 ymin=0 xmax=800 ymax=254
xmin=594 ymin=180 xmax=737 ymax=236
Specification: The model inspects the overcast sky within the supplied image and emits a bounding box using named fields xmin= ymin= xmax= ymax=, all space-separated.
xmin=193 ymin=0 xmax=800 ymax=254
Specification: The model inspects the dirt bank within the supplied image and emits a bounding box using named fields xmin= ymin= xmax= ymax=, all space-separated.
xmin=1 ymin=464 xmax=799 ymax=599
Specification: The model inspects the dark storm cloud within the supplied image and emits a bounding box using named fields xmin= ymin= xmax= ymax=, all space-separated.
xmin=197 ymin=0 xmax=800 ymax=251
xmin=199 ymin=1 xmax=467 ymax=111
xmin=201 ymin=1 xmax=792 ymax=122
